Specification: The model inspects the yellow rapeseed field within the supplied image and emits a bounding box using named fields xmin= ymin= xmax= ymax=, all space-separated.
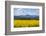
xmin=14 ymin=20 xmax=39 ymax=27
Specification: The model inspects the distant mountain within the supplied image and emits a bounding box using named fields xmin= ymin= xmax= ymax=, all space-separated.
xmin=14 ymin=15 xmax=39 ymax=20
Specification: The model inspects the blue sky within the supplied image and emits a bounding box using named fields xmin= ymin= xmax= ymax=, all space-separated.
xmin=14 ymin=8 xmax=39 ymax=16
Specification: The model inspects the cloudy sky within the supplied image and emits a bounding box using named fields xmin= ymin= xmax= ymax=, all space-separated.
xmin=14 ymin=8 xmax=39 ymax=16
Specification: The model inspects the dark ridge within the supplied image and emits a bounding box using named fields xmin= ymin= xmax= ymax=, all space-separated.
xmin=14 ymin=15 xmax=39 ymax=20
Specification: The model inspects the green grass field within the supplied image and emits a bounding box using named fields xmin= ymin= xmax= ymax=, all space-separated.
xmin=14 ymin=19 xmax=39 ymax=28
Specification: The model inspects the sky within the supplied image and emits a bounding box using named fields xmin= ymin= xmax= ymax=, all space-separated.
xmin=14 ymin=8 xmax=39 ymax=16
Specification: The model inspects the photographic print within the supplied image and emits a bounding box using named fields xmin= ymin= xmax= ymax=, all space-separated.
xmin=11 ymin=5 xmax=43 ymax=32
xmin=14 ymin=8 xmax=39 ymax=27
xmin=5 ymin=1 xmax=45 ymax=35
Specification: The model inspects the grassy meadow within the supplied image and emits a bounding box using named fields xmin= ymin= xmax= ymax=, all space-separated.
xmin=14 ymin=19 xmax=39 ymax=28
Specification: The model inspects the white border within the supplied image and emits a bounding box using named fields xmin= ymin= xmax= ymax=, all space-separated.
xmin=11 ymin=5 xmax=42 ymax=32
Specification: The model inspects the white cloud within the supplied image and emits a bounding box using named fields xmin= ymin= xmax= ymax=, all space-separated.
xmin=14 ymin=8 xmax=39 ymax=16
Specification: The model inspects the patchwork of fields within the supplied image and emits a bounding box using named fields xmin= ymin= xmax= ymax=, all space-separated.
xmin=14 ymin=20 xmax=39 ymax=28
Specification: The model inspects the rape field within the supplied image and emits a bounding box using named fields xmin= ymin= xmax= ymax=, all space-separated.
xmin=14 ymin=20 xmax=39 ymax=28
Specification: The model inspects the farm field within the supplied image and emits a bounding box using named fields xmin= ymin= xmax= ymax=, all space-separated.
xmin=14 ymin=19 xmax=39 ymax=28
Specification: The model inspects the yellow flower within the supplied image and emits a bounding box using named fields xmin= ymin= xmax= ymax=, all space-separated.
xmin=14 ymin=20 xmax=39 ymax=27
